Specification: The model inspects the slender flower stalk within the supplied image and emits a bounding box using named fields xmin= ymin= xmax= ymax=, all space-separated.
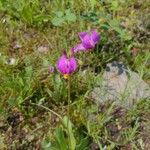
xmin=56 ymin=51 xmax=77 ymax=115
xmin=67 ymin=75 xmax=71 ymax=123
xmin=56 ymin=51 xmax=78 ymax=148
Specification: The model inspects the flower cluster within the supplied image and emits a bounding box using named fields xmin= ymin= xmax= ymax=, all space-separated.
xmin=72 ymin=30 xmax=100 ymax=53
xmin=55 ymin=30 xmax=100 ymax=78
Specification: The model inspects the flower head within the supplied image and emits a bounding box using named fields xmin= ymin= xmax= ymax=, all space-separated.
xmin=56 ymin=51 xmax=77 ymax=78
xmin=72 ymin=30 xmax=100 ymax=53
xmin=49 ymin=66 xmax=54 ymax=74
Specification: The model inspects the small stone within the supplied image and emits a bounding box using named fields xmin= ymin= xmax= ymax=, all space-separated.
xmin=37 ymin=45 xmax=49 ymax=53
xmin=5 ymin=58 xmax=16 ymax=65
xmin=13 ymin=41 xmax=22 ymax=49
xmin=31 ymin=117 xmax=38 ymax=124
xmin=26 ymin=135 xmax=34 ymax=142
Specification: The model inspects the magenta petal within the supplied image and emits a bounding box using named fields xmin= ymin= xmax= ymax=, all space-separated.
xmin=57 ymin=54 xmax=67 ymax=74
xmin=79 ymin=32 xmax=88 ymax=41
xmin=73 ymin=30 xmax=100 ymax=53
xmin=82 ymin=34 xmax=94 ymax=49
xmin=91 ymin=30 xmax=100 ymax=44
xmin=69 ymin=57 xmax=77 ymax=73
xmin=72 ymin=43 xmax=86 ymax=53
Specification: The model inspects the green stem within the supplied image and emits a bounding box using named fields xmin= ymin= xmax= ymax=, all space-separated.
xmin=67 ymin=76 xmax=71 ymax=148
xmin=68 ymin=76 xmax=71 ymax=118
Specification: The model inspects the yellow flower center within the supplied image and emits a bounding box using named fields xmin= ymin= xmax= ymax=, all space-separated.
xmin=63 ymin=74 xmax=70 ymax=79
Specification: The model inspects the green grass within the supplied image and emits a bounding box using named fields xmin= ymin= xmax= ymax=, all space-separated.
xmin=0 ymin=0 xmax=150 ymax=149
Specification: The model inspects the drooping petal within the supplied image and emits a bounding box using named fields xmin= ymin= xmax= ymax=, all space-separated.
xmin=69 ymin=57 xmax=77 ymax=73
xmin=91 ymin=30 xmax=100 ymax=44
xmin=79 ymin=32 xmax=88 ymax=41
xmin=72 ymin=43 xmax=86 ymax=53
xmin=57 ymin=54 xmax=67 ymax=74
xmin=82 ymin=34 xmax=94 ymax=49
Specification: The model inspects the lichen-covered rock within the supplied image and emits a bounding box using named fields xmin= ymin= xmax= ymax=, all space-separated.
xmin=90 ymin=61 xmax=150 ymax=108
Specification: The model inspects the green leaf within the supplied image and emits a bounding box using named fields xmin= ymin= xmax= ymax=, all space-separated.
xmin=90 ymin=0 xmax=97 ymax=10
xmin=51 ymin=17 xmax=65 ymax=26
xmin=65 ymin=9 xmax=76 ymax=22
xmin=0 ymin=1 xmax=3 ymax=10
xmin=109 ymin=19 xmax=120 ymax=28
xmin=100 ymin=24 xmax=110 ymax=30
xmin=7 ymin=98 xmax=18 ymax=106
xmin=41 ymin=140 xmax=52 ymax=150
xmin=62 ymin=116 xmax=76 ymax=150
xmin=55 ymin=11 xmax=64 ymax=17
xmin=54 ymin=127 xmax=68 ymax=150
xmin=76 ymin=137 xmax=89 ymax=150
xmin=21 ymin=4 xmax=33 ymax=24
xmin=25 ymin=66 xmax=33 ymax=78
xmin=111 ymin=1 xmax=119 ymax=9
xmin=34 ymin=15 xmax=50 ymax=22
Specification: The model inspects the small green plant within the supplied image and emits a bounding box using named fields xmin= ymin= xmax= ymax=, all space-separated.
xmin=48 ymin=116 xmax=89 ymax=150
xmin=123 ymin=119 xmax=140 ymax=143
xmin=0 ymin=56 xmax=36 ymax=109
xmin=46 ymin=74 xmax=68 ymax=104
xmin=0 ymin=0 xmax=50 ymax=27
xmin=51 ymin=9 xmax=76 ymax=26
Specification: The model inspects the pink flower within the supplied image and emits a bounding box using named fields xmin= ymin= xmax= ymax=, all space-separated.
xmin=72 ymin=30 xmax=100 ymax=53
xmin=56 ymin=51 xmax=77 ymax=78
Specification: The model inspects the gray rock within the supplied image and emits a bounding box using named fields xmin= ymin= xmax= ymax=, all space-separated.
xmin=90 ymin=62 xmax=150 ymax=108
